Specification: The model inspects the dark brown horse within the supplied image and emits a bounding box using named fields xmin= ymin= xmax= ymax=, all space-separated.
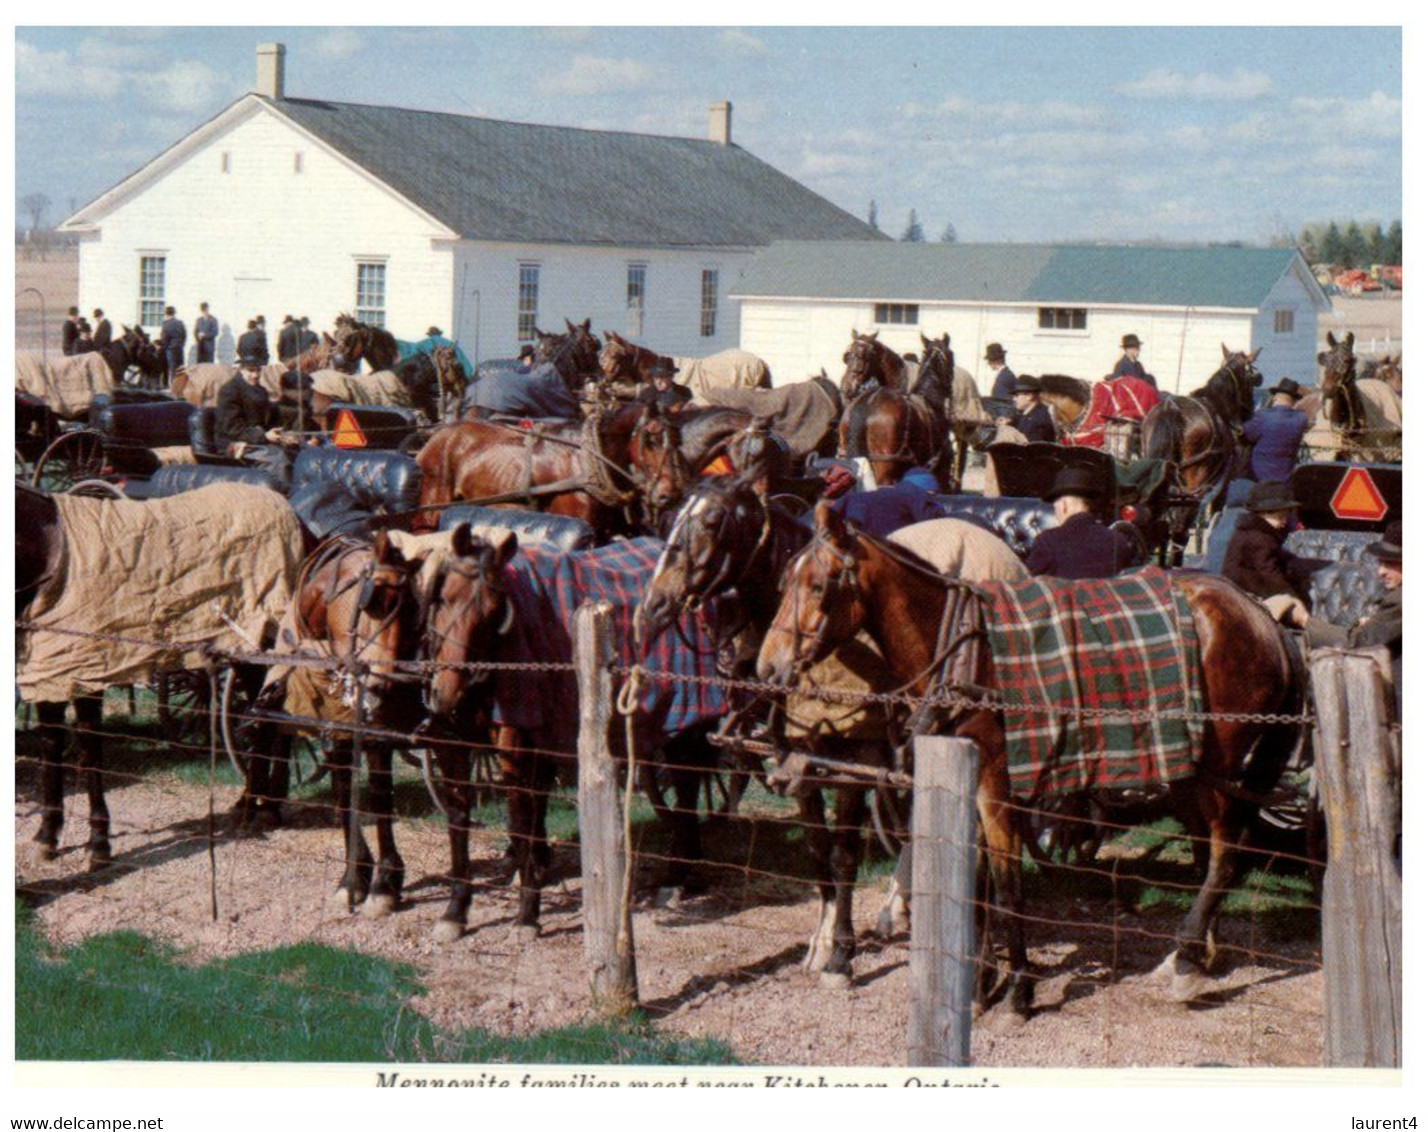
xmin=290 ymin=331 xmax=347 ymax=375
xmin=413 ymin=403 xmax=691 ymax=538
xmin=534 ymin=319 xmax=602 ymax=393
xmin=598 ymin=329 xmax=676 ymax=389
xmin=757 ymin=503 xmax=1299 ymax=1012
xmin=333 ymin=314 xmax=400 ymax=373
xmin=1141 ymin=346 xmax=1262 ymax=551
xmin=838 ymin=330 xmax=951 ymax=488
xmin=100 ymin=326 xmax=168 ymax=388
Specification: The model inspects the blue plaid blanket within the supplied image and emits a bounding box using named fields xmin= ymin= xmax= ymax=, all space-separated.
xmin=491 ymin=538 xmax=726 ymax=751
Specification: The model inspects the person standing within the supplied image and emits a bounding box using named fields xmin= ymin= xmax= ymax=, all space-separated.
xmin=635 ymin=358 xmax=693 ymax=414
xmin=1025 ymin=466 xmax=1139 ymax=579
xmin=194 ymin=302 xmax=218 ymax=364
xmin=1002 ymin=375 xmax=1057 ymax=443
xmin=237 ymin=319 xmax=269 ymax=369
xmin=1243 ymin=378 xmax=1310 ymax=483
xmin=1112 ymin=333 xmax=1157 ymax=391
xmin=73 ymin=319 xmax=97 ymax=354
xmin=159 ymin=305 xmax=186 ymax=385
xmin=253 ymin=315 xmax=271 ymax=366
xmin=61 ymin=307 xmax=81 ymax=356
xmin=297 ymin=316 xmax=319 ymax=355
xmin=278 ymin=314 xmax=301 ymax=363
xmin=985 ymin=343 xmax=1016 ymax=401
xmin=91 ymin=309 xmax=112 ymax=352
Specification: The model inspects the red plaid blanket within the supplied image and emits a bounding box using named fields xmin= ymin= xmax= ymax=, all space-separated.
xmin=978 ymin=568 xmax=1204 ymax=796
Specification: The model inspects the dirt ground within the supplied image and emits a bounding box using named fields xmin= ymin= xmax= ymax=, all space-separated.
xmin=16 ymin=771 xmax=1324 ymax=1069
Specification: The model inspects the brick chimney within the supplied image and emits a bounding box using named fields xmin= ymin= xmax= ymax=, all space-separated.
xmin=256 ymin=43 xmax=286 ymax=99
xmin=708 ymin=101 xmax=732 ymax=146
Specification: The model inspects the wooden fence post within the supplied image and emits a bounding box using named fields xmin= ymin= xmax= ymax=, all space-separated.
xmin=1311 ymin=647 xmax=1401 ymax=1067
xmin=574 ymin=602 xmax=638 ymax=1014
xmin=907 ymin=735 xmax=980 ymax=1067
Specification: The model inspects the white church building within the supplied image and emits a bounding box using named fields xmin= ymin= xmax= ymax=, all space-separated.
xmin=60 ymin=44 xmax=880 ymax=365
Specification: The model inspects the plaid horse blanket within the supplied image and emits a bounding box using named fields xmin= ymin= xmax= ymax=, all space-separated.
xmin=491 ymin=538 xmax=726 ymax=752
xmin=977 ymin=568 xmax=1204 ymax=796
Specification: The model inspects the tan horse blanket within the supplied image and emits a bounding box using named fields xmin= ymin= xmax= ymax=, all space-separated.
xmin=783 ymin=519 xmax=1028 ymax=740
xmin=17 ymin=486 xmax=306 ymax=703
xmin=173 ymin=363 xmax=285 ymax=407
xmin=949 ymin=365 xmax=988 ymax=424
xmin=15 ymin=352 xmax=114 ymax=417
xmin=700 ymin=377 xmax=840 ymax=461
xmin=1303 ymin=377 xmax=1402 ymax=461
xmin=674 ymin=349 xmax=771 ymax=397
xmin=311 ymin=368 xmax=412 ymax=409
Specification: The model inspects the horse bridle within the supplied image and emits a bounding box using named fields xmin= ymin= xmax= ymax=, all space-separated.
xmin=631 ymin=411 xmax=694 ymax=522
xmin=419 ymin=551 xmax=516 ymax=711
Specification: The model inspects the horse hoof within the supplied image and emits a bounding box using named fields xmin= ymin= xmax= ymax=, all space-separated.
xmin=328 ymin=887 xmax=360 ymax=912
xmin=88 ymin=853 xmax=114 ymax=873
xmin=360 ymin=893 xmax=397 ymax=919
xmin=653 ymin=886 xmax=683 ymax=909
xmin=431 ymin=919 xmax=464 ymax=944
xmin=37 ymin=844 xmax=59 ymax=862
xmin=819 ymin=970 xmax=852 ymax=991
xmin=1168 ymin=964 xmax=1210 ymax=1004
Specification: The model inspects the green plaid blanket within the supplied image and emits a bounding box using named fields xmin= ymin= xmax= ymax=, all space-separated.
xmin=978 ymin=568 xmax=1204 ymax=796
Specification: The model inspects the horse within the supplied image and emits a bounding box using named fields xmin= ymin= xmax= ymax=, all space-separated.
xmin=1141 ymin=346 xmax=1262 ymax=553
xmin=289 ymin=332 xmax=347 ymax=375
xmin=534 ymin=321 xmax=602 ymax=394
xmin=430 ymin=345 xmax=469 ymax=415
xmin=418 ymin=527 xmax=726 ymax=940
xmin=756 ymin=501 xmax=1300 ymax=1012
xmin=333 ymin=314 xmax=400 ymax=373
xmin=413 ymin=402 xmax=692 ymax=539
xmin=1370 ymin=352 xmax=1402 ymax=396
xmin=838 ymin=330 xmax=951 ymax=488
xmin=1303 ymin=332 xmax=1402 ymax=462
xmin=598 ymin=331 xmax=772 ymax=397
xmin=99 ymin=326 xmax=167 ymax=389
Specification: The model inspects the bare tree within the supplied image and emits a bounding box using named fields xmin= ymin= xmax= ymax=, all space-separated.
xmin=20 ymin=193 xmax=51 ymax=262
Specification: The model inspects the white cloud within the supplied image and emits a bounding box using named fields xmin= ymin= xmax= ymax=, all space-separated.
xmin=17 ymin=40 xmax=124 ymax=99
xmin=718 ymin=29 xmax=769 ymax=55
xmin=536 ymin=54 xmax=656 ymax=96
xmin=18 ymin=36 xmax=228 ymax=112
xmin=1117 ymin=68 xmax=1273 ymax=101
xmin=311 ymin=29 xmax=366 ymax=61
xmin=147 ymin=60 xmax=228 ymax=113
xmin=1288 ymin=91 xmax=1401 ymax=140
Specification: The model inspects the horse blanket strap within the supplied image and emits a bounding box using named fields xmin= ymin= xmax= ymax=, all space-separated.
xmin=579 ymin=412 xmax=639 ymax=508
xmin=978 ymin=567 xmax=1205 ymax=796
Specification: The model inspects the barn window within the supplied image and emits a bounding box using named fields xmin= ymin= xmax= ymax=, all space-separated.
xmin=221 ymin=151 xmax=231 ymax=174
xmin=294 ymin=152 xmax=304 ymax=174
xmin=700 ymin=269 xmax=719 ymax=337
xmin=517 ymin=263 xmax=540 ymax=341
xmin=626 ymin=263 xmax=646 ymax=338
xmin=355 ymin=261 xmax=387 ymax=328
xmin=874 ymin=303 xmax=919 ymax=325
xmin=1037 ymin=306 xmax=1087 ymax=331
xmin=137 ymin=255 xmax=166 ymax=329
xmin=1274 ymin=309 xmax=1295 ymax=334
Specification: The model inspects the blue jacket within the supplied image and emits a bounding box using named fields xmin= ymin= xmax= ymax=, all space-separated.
xmin=1112 ymin=355 xmax=1157 ymax=390
xmin=1242 ymin=404 xmax=1309 ymax=483
xmin=1012 ymin=401 xmax=1057 ymax=444
xmin=159 ymin=317 xmax=186 ymax=356
xmin=1025 ymin=511 xmax=1138 ymax=580
xmin=835 ymin=468 xmax=945 ymax=539
xmin=989 ymin=367 xmax=1017 ymax=401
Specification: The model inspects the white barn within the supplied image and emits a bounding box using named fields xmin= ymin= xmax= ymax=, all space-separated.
xmin=60 ymin=44 xmax=880 ymax=366
xmin=733 ymin=241 xmax=1332 ymax=395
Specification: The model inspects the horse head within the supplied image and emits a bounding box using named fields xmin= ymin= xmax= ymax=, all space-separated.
xmin=1217 ymin=344 xmax=1263 ymax=419
xmin=1318 ymin=332 xmax=1357 ymax=393
xmin=913 ymin=332 xmax=954 ymax=403
xmin=598 ymin=331 xmax=640 ymax=383
xmin=841 ymin=331 xmax=890 ymax=400
xmin=421 ymin=524 xmax=519 ymax=723
xmin=339 ymin=531 xmax=427 ymax=715
xmin=629 ymin=403 xmax=693 ymax=531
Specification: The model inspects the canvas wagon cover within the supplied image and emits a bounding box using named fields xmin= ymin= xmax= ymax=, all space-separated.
xmin=17 ymin=485 xmax=306 ymax=702
xmin=673 ymin=349 xmax=769 ymax=397
xmin=311 ymin=368 xmax=411 ymax=409
xmin=176 ymin=363 xmax=285 ymax=407
xmin=977 ymin=568 xmax=1205 ymax=796
xmin=15 ymin=352 xmax=114 ymax=417
xmin=490 ymin=539 xmax=726 ymax=751
xmin=699 ymin=377 xmax=840 ymax=461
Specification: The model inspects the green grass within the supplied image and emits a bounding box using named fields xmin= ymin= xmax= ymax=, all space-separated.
xmin=15 ymin=905 xmax=736 ymax=1065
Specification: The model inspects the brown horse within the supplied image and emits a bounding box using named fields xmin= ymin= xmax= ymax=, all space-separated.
xmin=413 ymin=402 xmax=691 ymax=538
xmin=1370 ymin=352 xmax=1403 ymax=396
xmin=289 ymin=331 xmax=347 ymax=374
xmin=333 ymin=314 xmax=400 ymax=373
xmin=533 ymin=320 xmax=602 ymax=393
xmin=838 ymin=330 xmax=950 ymax=487
xmin=757 ymin=502 xmax=1299 ymax=1012
xmin=430 ymin=345 xmax=469 ymax=414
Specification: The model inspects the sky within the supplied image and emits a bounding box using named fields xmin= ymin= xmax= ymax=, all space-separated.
xmin=13 ymin=25 xmax=1403 ymax=245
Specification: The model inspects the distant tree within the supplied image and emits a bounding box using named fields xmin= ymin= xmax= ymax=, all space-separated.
xmin=1343 ymin=221 xmax=1368 ymax=269
xmin=20 ymin=192 xmax=49 ymax=236
xmin=1367 ymin=223 xmax=1389 ymax=265
xmin=939 ymin=222 xmax=958 ymax=243
xmin=1387 ymin=220 xmax=1402 ymax=264
xmin=1298 ymin=225 xmax=1320 ymax=263
xmin=867 ymin=200 xmax=879 ymax=231
xmin=1319 ymin=221 xmax=1346 ymax=267
xmin=900 ymin=209 xmax=926 ymax=243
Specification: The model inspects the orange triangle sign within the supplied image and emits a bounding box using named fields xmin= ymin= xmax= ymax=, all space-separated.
xmin=1329 ymin=467 xmax=1388 ymax=521
xmin=332 ymin=409 xmax=368 ymax=449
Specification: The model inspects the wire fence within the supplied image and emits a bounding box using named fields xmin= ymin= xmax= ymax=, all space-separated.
xmin=14 ymin=615 xmax=1396 ymax=1069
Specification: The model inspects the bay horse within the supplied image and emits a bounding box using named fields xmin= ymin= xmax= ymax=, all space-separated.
xmin=757 ymin=502 xmax=1299 ymax=1012
xmin=100 ymin=326 xmax=167 ymax=388
xmin=534 ymin=321 xmax=602 ymax=394
xmin=1141 ymin=346 xmax=1262 ymax=553
xmin=413 ymin=402 xmax=691 ymax=539
xmin=1306 ymin=331 xmax=1402 ymax=462
xmin=289 ymin=332 xmax=348 ymax=375
xmin=838 ymin=330 xmax=951 ymax=488
xmin=333 ymin=314 xmax=400 ymax=373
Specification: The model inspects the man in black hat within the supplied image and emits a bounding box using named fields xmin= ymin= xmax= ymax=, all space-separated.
xmin=1025 ymin=466 xmax=1139 ymax=579
xmin=194 ymin=302 xmax=218 ymax=363
xmin=1243 ymin=377 xmax=1310 ymax=483
xmin=636 ymin=358 xmax=693 ymax=414
xmin=216 ymin=353 xmax=293 ymax=489
xmin=1001 ymin=375 xmax=1057 ymax=443
xmin=1222 ymin=481 xmax=1325 ymax=604
xmin=277 ymin=315 xmax=301 ymax=364
xmin=92 ymin=309 xmax=112 ymax=353
xmin=237 ymin=319 xmax=269 ymax=369
xmin=985 ymin=342 xmax=1016 ymax=401
xmin=159 ymin=305 xmax=186 ymax=384
xmin=61 ymin=307 xmax=81 ymax=356
xmin=1112 ymin=333 xmax=1157 ymax=390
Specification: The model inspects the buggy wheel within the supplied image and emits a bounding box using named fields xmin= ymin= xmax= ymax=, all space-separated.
xmin=33 ymin=429 xmax=106 ymax=493
xmin=219 ymin=669 xmax=325 ymax=787
xmin=69 ymin=478 xmax=126 ymax=500
xmin=155 ymin=670 xmax=214 ymax=757
xmin=768 ymin=492 xmax=813 ymax=519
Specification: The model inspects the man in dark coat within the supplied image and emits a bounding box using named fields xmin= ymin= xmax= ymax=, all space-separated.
xmin=91 ymin=309 xmax=112 ymax=352
xmin=1243 ymin=378 xmax=1310 ymax=483
xmin=985 ymin=342 xmax=1016 ymax=401
xmin=298 ymin=317 xmax=319 ymax=355
xmin=194 ymin=302 xmax=219 ymax=364
xmin=61 ymin=307 xmax=81 ymax=356
xmin=1002 ymin=375 xmax=1057 ymax=443
xmin=1025 ymin=466 xmax=1139 ymax=579
xmin=277 ymin=315 xmax=301 ymax=363
xmin=216 ymin=355 xmax=291 ymax=489
xmin=1112 ymin=333 xmax=1158 ymax=391
xmin=1221 ymin=481 xmax=1325 ymax=604
xmin=159 ymin=306 xmax=186 ymax=384
xmin=832 ymin=464 xmax=945 ymax=539
xmin=237 ymin=319 xmax=269 ymax=368
xmin=636 ymin=359 xmax=694 ymax=415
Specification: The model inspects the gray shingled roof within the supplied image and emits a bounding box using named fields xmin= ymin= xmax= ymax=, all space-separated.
xmin=734 ymin=241 xmax=1322 ymax=310
xmin=265 ymin=97 xmax=883 ymax=248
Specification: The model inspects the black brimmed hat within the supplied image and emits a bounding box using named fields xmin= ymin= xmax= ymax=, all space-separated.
xmin=427 ymin=326 xmax=443 ymax=337
xmin=985 ymin=342 xmax=1006 ymax=363
xmin=1269 ymin=378 xmax=1301 ymax=398
xmin=1044 ymin=465 xmax=1105 ymax=502
xmin=1367 ymin=520 xmax=1402 ymax=562
xmin=1121 ymin=334 xmax=1142 ymax=350
xmin=1246 ymin=481 xmax=1299 ymax=513
xmin=238 ymin=351 xmax=264 ymax=370
xmin=649 ymin=357 xmax=678 ymax=379
xmin=1012 ymin=375 xmax=1041 ymax=395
